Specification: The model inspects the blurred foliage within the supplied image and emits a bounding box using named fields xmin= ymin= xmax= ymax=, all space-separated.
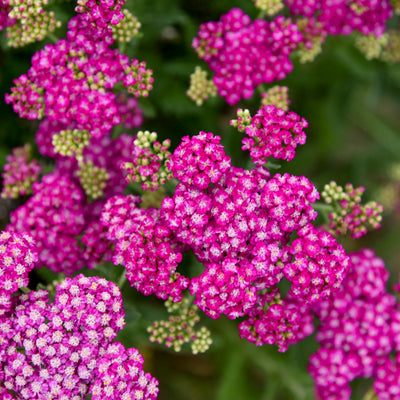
xmin=1 ymin=1 xmax=400 ymax=399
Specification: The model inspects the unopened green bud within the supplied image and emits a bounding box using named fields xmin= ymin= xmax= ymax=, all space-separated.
xmin=187 ymin=66 xmax=217 ymax=106
xmin=77 ymin=161 xmax=108 ymax=200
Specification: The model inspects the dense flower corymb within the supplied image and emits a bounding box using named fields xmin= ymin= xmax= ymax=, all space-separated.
xmin=192 ymin=8 xmax=303 ymax=104
xmin=243 ymin=104 xmax=308 ymax=164
xmin=0 ymin=231 xmax=38 ymax=315
xmin=0 ymin=274 xmax=159 ymax=399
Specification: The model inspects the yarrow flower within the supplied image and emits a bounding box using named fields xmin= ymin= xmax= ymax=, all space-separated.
xmin=192 ymin=8 xmax=303 ymax=104
xmin=7 ymin=174 xmax=86 ymax=274
xmin=91 ymin=342 xmax=159 ymax=400
xmin=321 ymin=181 xmax=384 ymax=239
xmin=101 ymin=195 xmax=189 ymax=302
xmin=309 ymin=249 xmax=397 ymax=400
xmin=167 ymin=131 xmax=231 ymax=189
xmin=238 ymin=288 xmax=314 ymax=352
xmin=284 ymin=0 xmax=393 ymax=36
xmin=75 ymin=0 xmax=125 ymax=34
xmin=253 ymin=0 xmax=284 ymax=16
xmin=5 ymin=14 xmax=153 ymax=138
xmin=1 ymin=144 xmax=42 ymax=199
xmin=0 ymin=274 xmax=159 ymax=399
xmin=354 ymin=32 xmax=389 ymax=59
xmin=286 ymin=223 xmax=350 ymax=303
xmin=190 ymin=258 xmax=258 ymax=319
xmin=122 ymin=130 xmax=173 ymax=192
xmin=0 ymin=231 xmax=38 ymax=315
xmin=230 ymin=108 xmax=252 ymax=132
xmin=243 ymin=105 xmax=308 ymax=164
xmin=295 ymin=18 xmax=328 ymax=63
xmin=111 ymin=8 xmax=141 ymax=42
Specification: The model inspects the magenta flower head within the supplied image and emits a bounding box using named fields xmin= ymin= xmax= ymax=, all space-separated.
xmin=0 ymin=274 xmax=159 ymax=399
xmin=284 ymin=0 xmax=393 ymax=36
xmin=91 ymin=341 xmax=159 ymax=400
xmin=167 ymin=131 xmax=231 ymax=189
xmin=7 ymin=173 xmax=86 ymax=275
xmin=189 ymin=258 xmax=258 ymax=320
xmin=243 ymin=105 xmax=308 ymax=164
xmin=286 ymin=223 xmax=350 ymax=303
xmin=193 ymin=8 xmax=303 ymax=104
xmin=309 ymin=249 xmax=397 ymax=400
xmin=0 ymin=231 xmax=38 ymax=315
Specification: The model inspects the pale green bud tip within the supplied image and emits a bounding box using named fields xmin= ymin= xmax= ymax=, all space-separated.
xmin=187 ymin=66 xmax=217 ymax=106
xmin=77 ymin=161 xmax=108 ymax=200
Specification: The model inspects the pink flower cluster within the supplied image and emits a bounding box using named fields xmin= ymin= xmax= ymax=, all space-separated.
xmin=7 ymin=174 xmax=86 ymax=274
xmin=75 ymin=0 xmax=125 ymax=33
xmin=192 ymin=8 xmax=303 ymax=104
xmin=286 ymin=223 xmax=350 ymax=303
xmin=0 ymin=231 xmax=38 ymax=315
xmin=100 ymin=131 xmax=349 ymax=351
xmin=243 ymin=105 xmax=308 ymax=164
xmin=115 ymin=93 xmax=144 ymax=129
xmin=1 ymin=144 xmax=42 ymax=199
xmin=309 ymin=249 xmax=399 ymax=400
xmin=92 ymin=342 xmax=159 ymax=400
xmin=284 ymin=0 xmax=393 ymax=36
xmin=55 ymin=133 xmax=134 ymax=198
xmin=238 ymin=288 xmax=314 ymax=351
xmin=322 ymin=181 xmax=384 ymax=239
xmin=5 ymin=14 xmax=152 ymax=138
xmin=0 ymin=274 xmax=158 ymax=399
xmin=168 ymin=131 xmax=231 ymax=189
xmin=0 ymin=0 xmax=13 ymax=31
xmin=190 ymin=258 xmax=257 ymax=319
xmin=101 ymin=195 xmax=189 ymax=302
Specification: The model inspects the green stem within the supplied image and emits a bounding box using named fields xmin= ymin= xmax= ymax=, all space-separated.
xmin=265 ymin=160 xmax=282 ymax=170
xmin=117 ymin=269 xmax=127 ymax=289
xmin=257 ymin=10 xmax=268 ymax=19
xmin=312 ymin=203 xmax=333 ymax=212
xmin=118 ymin=42 xmax=127 ymax=54
xmin=312 ymin=202 xmax=333 ymax=225
xmin=362 ymin=387 xmax=378 ymax=400
xmin=47 ymin=32 xmax=59 ymax=44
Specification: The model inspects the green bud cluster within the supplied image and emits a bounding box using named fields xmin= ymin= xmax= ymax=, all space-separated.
xmin=124 ymin=60 xmax=154 ymax=98
xmin=123 ymin=130 xmax=173 ymax=192
xmin=253 ymin=0 xmax=284 ymax=16
xmin=1 ymin=144 xmax=42 ymax=199
xmin=6 ymin=0 xmax=61 ymax=48
xmin=77 ymin=161 xmax=109 ymax=200
xmin=354 ymin=33 xmax=389 ymax=60
xmin=230 ymin=108 xmax=252 ymax=132
xmin=52 ymin=129 xmax=90 ymax=161
xmin=296 ymin=18 xmax=325 ymax=64
xmin=148 ymin=297 xmax=212 ymax=354
xmin=112 ymin=9 xmax=141 ymax=42
xmin=321 ymin=181 xmax=384 ymax=239
xmin=261 ymin=86 xmax=290 ymax=111
xmin=186 ymin=66 xmax=217 ymax=106
xmin=391 ymin=0 xmax=400 ymax=14
xmin=381 ymin=30 xmax=400 ymax=63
